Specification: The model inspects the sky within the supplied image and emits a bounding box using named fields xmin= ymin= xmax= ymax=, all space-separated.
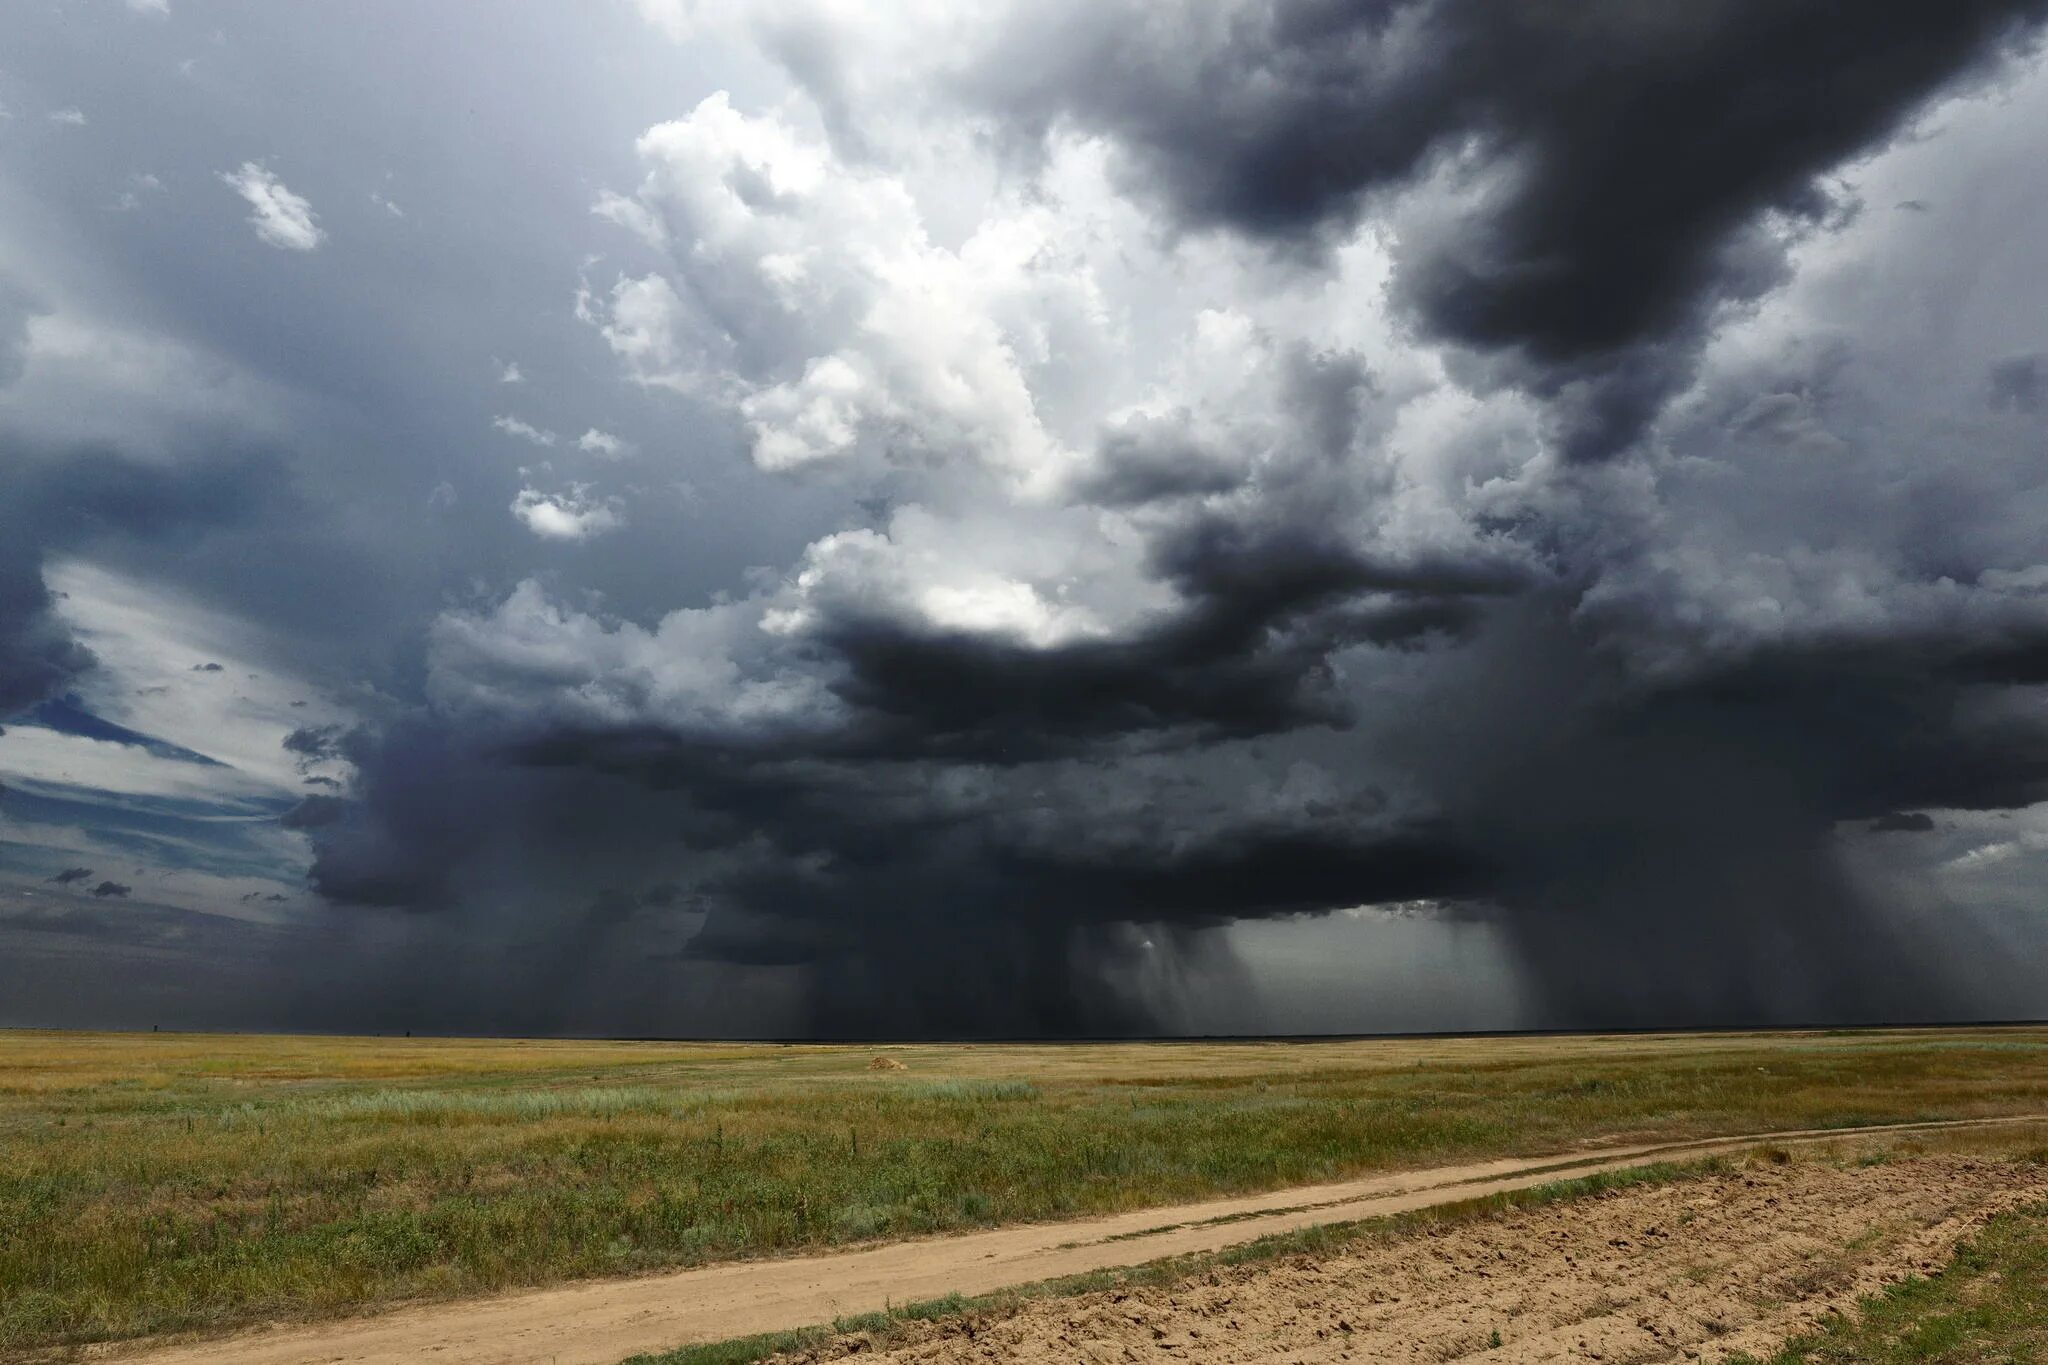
xmin=5 ymin=0 xmax=2048 ymax=1038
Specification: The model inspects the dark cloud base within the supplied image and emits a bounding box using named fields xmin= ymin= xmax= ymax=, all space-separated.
xmin=303 ymin=586 xmax=2048 ymax=1036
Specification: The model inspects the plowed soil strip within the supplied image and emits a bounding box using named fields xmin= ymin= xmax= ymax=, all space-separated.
xmin=99 ymin=1115 xmax=2048 ymax=1365
xmin=818 ymin=1152 xmax=2048 ymax=1365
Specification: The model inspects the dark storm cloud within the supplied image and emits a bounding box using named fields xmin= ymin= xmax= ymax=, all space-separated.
xmin=279 ymin=794 xmax=348 ymax=831
xmin=684 ymin=913 xmax=825 ymax=968
xmin=707 ymin=780 xmax=1476 ymax=933
xmin=304 ymin=0 xmax=2048 ymax=1032
xmin=806 ymin=585 xmax=2048 ymax=1030
xmin=1075 ymin=420 xmax=1249 ymax=508
xmin=0 ymin=554 xmax=96 ymax=718
xmin=309 ymin=697 xmax=1477 ymax=1033
xmin=813 ymin=576 xmax=1493 ymax=760
xmin=982 ymin=822 xmax=1490 ymax=920
xmin=330 ymin=520 xmax=2048 ymax=1034
xmin=1388 ymin=597 xmax=2048 ymax=1024
xmin=671 ymin=812 xmax=1298 ymax=1036
xmin=0 ymin=443 xmax=291 ymax=717
xmin=1871 ymin=811 xmax=1938 ymax=833
xmin=282 ymin=725 xmax=346 ymax=764
xmin=976 ymin=0 xmax=2048 ymax=455
xmin=14 ymin=2 xmax=2048 ymax=1039
xmin=301 ymin=728 xmax=466 ymax=909
xmin=787 ymin=356 xmax=1517 ymax=762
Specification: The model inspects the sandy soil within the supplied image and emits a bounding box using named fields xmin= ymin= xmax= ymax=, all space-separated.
xmin=97 ymin=1116 xmax=2048 ymax=1365
xmin=795 ymin=1154 xmax=2048 ymax=1365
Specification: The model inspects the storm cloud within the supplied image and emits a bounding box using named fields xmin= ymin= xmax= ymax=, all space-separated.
xmin=965 ymin=0 xmax=2048 ymax=457
xmin=7 ymin=1 xmax=2048 ymax=1037
xmin=0 ymin=443 xmax=289 ymax=714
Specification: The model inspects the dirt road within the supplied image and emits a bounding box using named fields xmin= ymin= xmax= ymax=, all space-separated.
xmin=102 ymin=1115 xmax=2048 ymax=1365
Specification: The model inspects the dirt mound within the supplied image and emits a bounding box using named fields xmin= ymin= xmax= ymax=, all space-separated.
xmin=786 ymin=1155 xmax=2048 ymax=1364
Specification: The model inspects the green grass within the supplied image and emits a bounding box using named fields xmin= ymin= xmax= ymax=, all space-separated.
xmin=628 ymin=1158 xmax=1723 ymax=1365
xmin=3 ymin=1026 xmax=2047 ymax=1353
xmin=1737 ymin=1198 xmax=2048 ymax=1365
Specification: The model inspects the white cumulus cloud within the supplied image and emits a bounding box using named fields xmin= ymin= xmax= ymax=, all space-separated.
xmin=510 ymin=484 xmax=622 ymax=540
xmin=493 ymin=414 xmax=557 ymax=445
xmin=578 ymin=273 xmax=693 ymax=393
xmin=220 ymin=162 xmax=325 ymax=251
xmin=577 ymin=428 xmax=631 ymax=457
xmin=583 ymin=92 xmax=1113 ymax=490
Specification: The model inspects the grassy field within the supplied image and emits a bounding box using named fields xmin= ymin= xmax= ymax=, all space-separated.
xmin=4 ymin=1027 xmax=2048 ymax=1354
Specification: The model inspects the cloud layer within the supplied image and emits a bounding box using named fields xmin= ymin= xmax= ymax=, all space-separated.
xmin=6 ymin=1 xmax=2048 ymax=1036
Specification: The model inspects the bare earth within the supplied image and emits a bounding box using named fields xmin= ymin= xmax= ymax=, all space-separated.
xmin=99 ymin=1117 xmax=2048 ymax=1365
xmin=800 ymin=1154 xmax=2048 ymax=1365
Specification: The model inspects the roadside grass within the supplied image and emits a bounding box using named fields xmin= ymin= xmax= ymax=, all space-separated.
xmin=1735 ymin=1196 xmax=2048 ymax=1365
xmin=3 ymin=1027 xmax=2047 ymax=1353
xmin=628 ymin=1158 xmax=1726 ymax=1365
